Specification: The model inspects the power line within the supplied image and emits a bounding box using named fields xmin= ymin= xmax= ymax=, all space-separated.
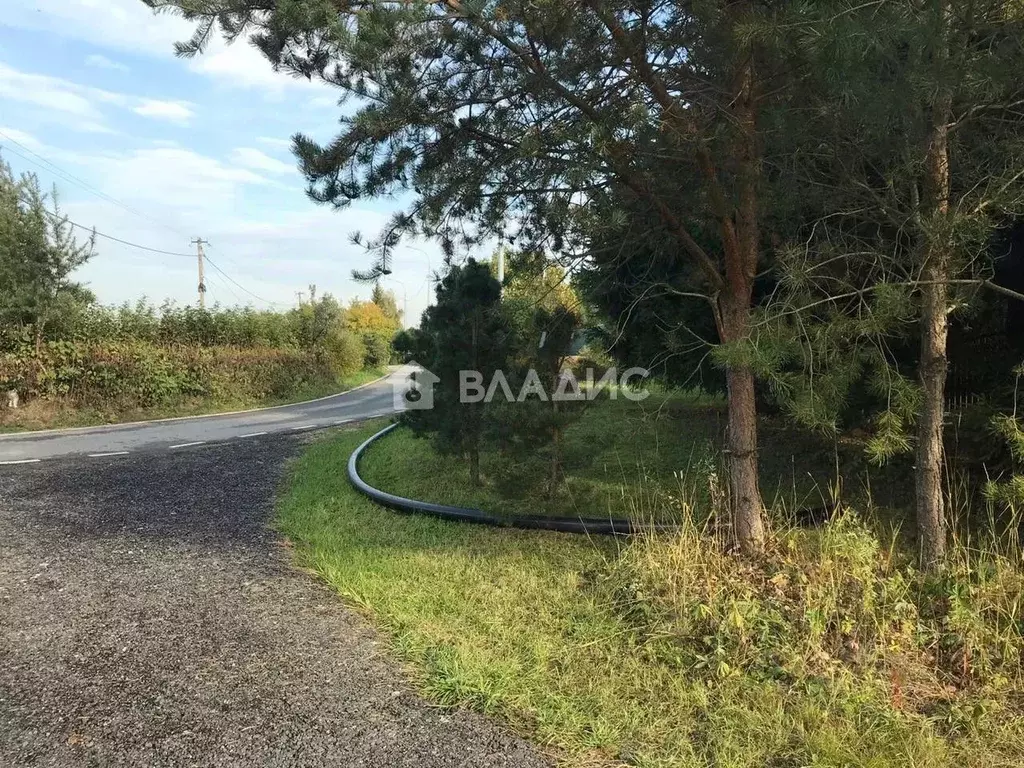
xmin=204 ymin=270 xmax=247 ymax=305
xmin=2 ymin=135 xmax=288 ymax=308
xmin=203 ymin=252 xmax=284 ymax=307
xmin=0 ymin=132 xmax=189 ymax=240
xmin=35 ymin=206 xmax=194 ymax=257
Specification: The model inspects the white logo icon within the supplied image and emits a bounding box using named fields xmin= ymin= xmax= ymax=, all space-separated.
xmin=394 ymin=363 xmax=440 ymax=411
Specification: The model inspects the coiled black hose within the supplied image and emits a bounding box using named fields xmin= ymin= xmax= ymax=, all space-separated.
xmin=347 ymin=422 xmax=678 ymax=535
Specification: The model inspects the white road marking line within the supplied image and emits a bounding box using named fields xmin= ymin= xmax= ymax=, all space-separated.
xmin=292 ymin=424 xmax=318 ymax=431
xmin=239 ymin=431 xmax=268 ymax=438
xmin=88 ymin=452 xmax=130 ymax=458
xmin=0 ymin=458 xmax=40 ymax=465
xmin=333 ymin=419 xmax=353 ymax=425
xmin=169 ymin=441 xmax=206 ymax=449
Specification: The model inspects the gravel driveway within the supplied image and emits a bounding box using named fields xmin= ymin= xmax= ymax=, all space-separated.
xmin=0 ymin=432 xmax=548 ymax=767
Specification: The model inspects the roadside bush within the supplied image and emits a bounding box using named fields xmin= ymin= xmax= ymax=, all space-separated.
xmin=361 ymin=331 xmax=393 ymax=368
xmin=0 ymin=339 xmax=335 ymax=408
xmin=322 ymin=328 xmax=367 ymax=379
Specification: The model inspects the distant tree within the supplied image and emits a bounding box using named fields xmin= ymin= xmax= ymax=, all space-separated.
xmin=291 ymin=293 xmax=343 ymax=351
xmin=0 ymin=156 xmax=96 ymax=355
xmin=392 ymin=327 xmax=426 ymax=364
xmin=490 ymin=247 xmax=578 ymax=314
xmin=346 ymin=298 xmax=399 ymax=367
xmin=530 ymin=304 xmax=585 ymax=497
xmin=371 ymin=284 xmax=403 ymax=326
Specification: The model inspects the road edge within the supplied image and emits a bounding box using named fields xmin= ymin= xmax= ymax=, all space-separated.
xmin=0 ymin=369 xmax=396 ymax=440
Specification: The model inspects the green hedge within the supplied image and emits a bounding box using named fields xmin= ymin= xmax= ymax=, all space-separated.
xmin=0 ymin=340 xmax=338 ymax=408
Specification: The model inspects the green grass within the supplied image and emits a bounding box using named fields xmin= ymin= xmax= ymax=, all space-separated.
xmin=278 ymin=419 xmax=1024 ymax=768
xmin=360 ymin=392 xmax=909 ymax=524
xmin=0 ymin=367 xmax=386 ymax=433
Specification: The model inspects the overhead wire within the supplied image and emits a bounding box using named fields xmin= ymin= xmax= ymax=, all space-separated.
xmin=203 ymin=250 xmax=285 ymax=307
xmin=2 ymin=135 xmax=289 ymax=307
xmin=0 ymin=130 xmax=188 ymax=239
xmin=33 ymin=205 xmax=195 ymax=258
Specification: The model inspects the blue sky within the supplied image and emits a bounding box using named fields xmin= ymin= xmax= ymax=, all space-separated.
xmin=0 ymin=0 xmax=443 ymax=324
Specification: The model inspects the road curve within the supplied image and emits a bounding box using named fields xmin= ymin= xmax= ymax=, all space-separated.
xmin=0 ymin=367 xmax=409 ymax=463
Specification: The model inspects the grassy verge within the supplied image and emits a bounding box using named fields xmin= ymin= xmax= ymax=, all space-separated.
xmin=361 ymin=392 xmax=909 ymax=523
xmin=278 ymin=419 xmax=1024 ymax=768
xmin=0 ymin=367 xmax=386 ymax=433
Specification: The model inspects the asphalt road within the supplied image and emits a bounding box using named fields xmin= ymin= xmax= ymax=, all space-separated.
xmin=0 ymin=374 xmax=548 ymax=767
xmin=0 ymin=367 xmax=410 ymax=463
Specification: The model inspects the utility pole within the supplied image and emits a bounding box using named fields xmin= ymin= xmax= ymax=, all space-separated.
xmin=296 ymin=291 xmax=305 ymax=306
xmin=191 ymin=238 xmax=208 ymax=309
xmin=496 ymin=248 xmax=505 ymax=295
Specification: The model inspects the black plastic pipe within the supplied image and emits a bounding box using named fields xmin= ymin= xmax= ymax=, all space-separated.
xmin=347 ymin=422 xmax=678 ymax=535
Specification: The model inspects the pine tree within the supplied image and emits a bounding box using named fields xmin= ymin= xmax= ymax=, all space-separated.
xmin=757 ymin=0 xmax=1024 ymax=567
xmin=407 ymin=259 xmax=505 ymax=485
xmin=0 ymin=156 xmax=95 ymax=354
xmin=150 ymin=0 xmax=883 ymax=551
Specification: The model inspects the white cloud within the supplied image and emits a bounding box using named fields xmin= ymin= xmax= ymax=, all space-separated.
xmin=257 ymin=136 xmax=294 ymax=150
xmin=3 ymin=0 xmax=190 ymax=56
xmin=230 ymin=147 xmax=295 ymax=175
xmin=186 ymin=35 xmax=331 ymax=96
xmin=133 ymin=99 xmax=195 ymax=125
xmin=0 ymin=132 xmax=439 ymax=315
xmin=4 ymin=0 xmax=332 ymax=97
xmin=79 ymin=147 xmax=270 ymax=212
xmin=85 ymin=54 xmax=129 ymax=73
xmin=0 ymin=63 xmax=199 ymax=131
xmin=0 ymin=126 xmax=45 ymax=154
xmin=0 ymin=62 xmax=124 ymax=122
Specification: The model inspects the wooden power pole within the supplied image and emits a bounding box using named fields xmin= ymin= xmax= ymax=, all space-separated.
xmin=191 ymin=238 xmax=209 ymax=309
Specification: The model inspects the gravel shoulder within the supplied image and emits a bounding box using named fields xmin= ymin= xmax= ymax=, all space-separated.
xmin=0 ymin=431 xmax=548 ymax=767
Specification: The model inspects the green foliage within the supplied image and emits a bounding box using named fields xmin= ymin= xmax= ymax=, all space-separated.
xmin=0 ymin=295 xmax=380 ymax=418
xmin=345 ymin=295 xmax=401 ymax=367
xmin=492 ymin=302 xmax=585 ymax=495
xmin=984 ymin=368 xmax=1024 ymax=511
xmin=322 ymin=326 xmax=367 ymax=380
xmin=370 ymin=284 xmax=402 ymax=326
xmin=401 ymin=259 xmax=507 ymax=483
xmin=0 ymin=154 xmax=95 ymax=337
xmin=0 ymin=338 xmax=335 ymax=408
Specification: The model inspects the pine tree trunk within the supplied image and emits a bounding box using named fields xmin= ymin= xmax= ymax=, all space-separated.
xmin=917 ymin=260 xmax=948 ymax=567
xmin=726 ymin=362 xmax=763 ymax=548
xmin=916 ymin=97 xmax=952 ymax=569
xmin=717 ymin=230 xmax=764 ymax=552
xmin=915 ymin=4 xmax=952 ymax=570
xmin=722 ymin=36 xmax=764 ymax=553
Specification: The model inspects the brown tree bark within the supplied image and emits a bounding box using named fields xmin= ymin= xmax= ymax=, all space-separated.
xmin=915 ymin=4 xmax=952 ymax=570
xmin=916 ymin=257 xmax=948 ymax=567
xmin=718 ymin=272 xmax=764 ymax=552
